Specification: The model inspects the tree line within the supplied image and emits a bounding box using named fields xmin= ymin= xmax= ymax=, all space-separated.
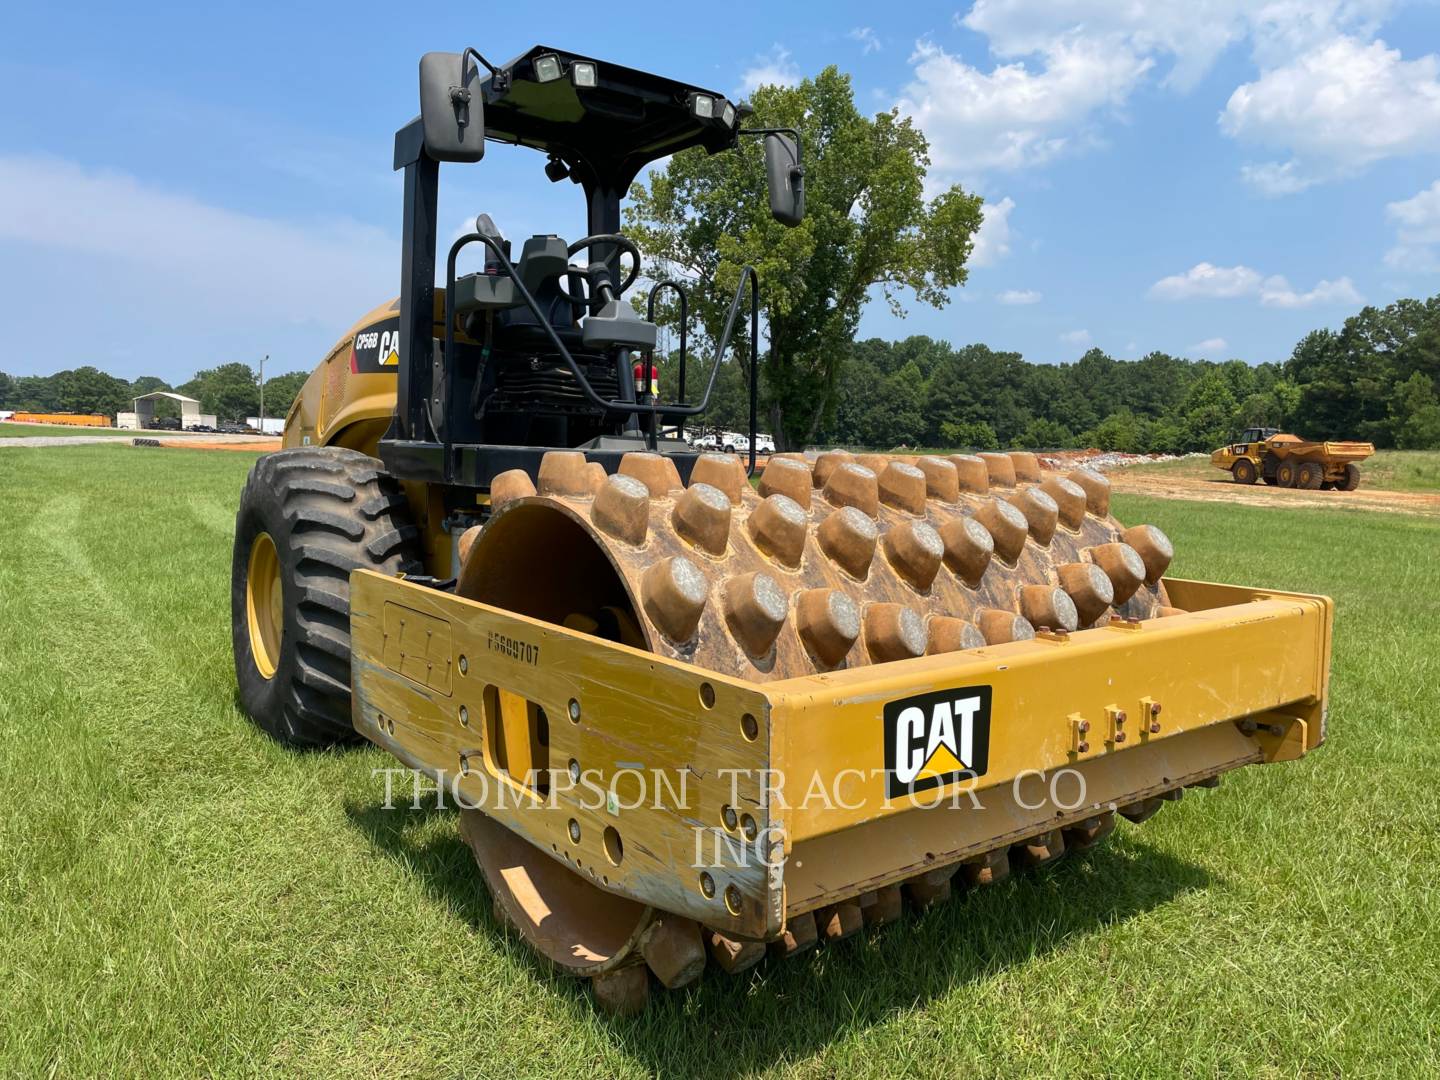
xmin=675 ymin=293 xmax=1440 ymax=452
xmin=0 ymin=363 xmax=309 ymax=424
xmin=5 ymin=294 xmax=1439 ymax=452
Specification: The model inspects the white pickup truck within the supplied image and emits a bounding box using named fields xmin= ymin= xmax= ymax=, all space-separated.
xmin=690 ymin=430 xmax=775 ymax=454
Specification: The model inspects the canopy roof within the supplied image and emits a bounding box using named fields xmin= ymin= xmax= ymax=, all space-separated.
xmin=479 ymin=44 xmax=740 ymax=190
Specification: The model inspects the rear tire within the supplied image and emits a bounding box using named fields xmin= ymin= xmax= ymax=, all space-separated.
xmin=1340 ymin=463 xmax=1362 ymax=490
xmin=1232 ymin=459 xmax=1257 ymax=484
xmin=1276 ymin=461 xmax=1298 ymax=487
xmin=1298 ymin=462 xmax=1324 ymax=489
xmin=232 ymin=447 xmax=422 ymax=748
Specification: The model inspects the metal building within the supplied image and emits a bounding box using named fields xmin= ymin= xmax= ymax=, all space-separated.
xmin=119 ymin=391 xmax=217 ymax=431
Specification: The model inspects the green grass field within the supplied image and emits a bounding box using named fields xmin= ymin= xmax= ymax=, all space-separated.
xmin=0 ymin=423 xmax=139 ymax=438
xmin=1129 ymin=448 xmax=1440 ymax=492
xmin=2 ymin=444 xmax=1437 ymax=1077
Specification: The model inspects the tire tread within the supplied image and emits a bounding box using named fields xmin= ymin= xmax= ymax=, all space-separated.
xmin=233 ymin=446 xmax=422 ymax=748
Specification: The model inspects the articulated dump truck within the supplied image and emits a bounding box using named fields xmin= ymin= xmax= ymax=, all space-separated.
xmin=1213 ymin=427 xmax=1375 ymax=489
xmin=231 ymin=45 xmax=1333 ymax=1013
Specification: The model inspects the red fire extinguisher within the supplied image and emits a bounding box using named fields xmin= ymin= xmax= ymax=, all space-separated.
xmin=633 ymin=359 xmax=659 ymax=398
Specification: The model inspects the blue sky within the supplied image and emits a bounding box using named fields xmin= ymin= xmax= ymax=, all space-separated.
xmin=3 ymin=0 xmax=1440 ymax=381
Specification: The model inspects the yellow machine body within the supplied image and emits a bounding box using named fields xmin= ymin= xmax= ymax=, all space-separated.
xmin=284 ymin=305 xmax=1332 ymax=978
xmin=281 ymin=294 xmax=468 ymax=576
xmin=283 ymin=299 xmax=410 ymax=458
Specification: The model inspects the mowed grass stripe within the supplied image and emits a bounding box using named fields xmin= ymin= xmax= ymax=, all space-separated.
xmin=0 ymin=424 xmax=141 ymax=439
xmin=0 ymin=445 xmax=1436 ymax=1078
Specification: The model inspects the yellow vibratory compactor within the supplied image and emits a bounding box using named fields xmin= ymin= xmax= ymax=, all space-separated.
xmin=232 ymin=45 xmax=1333 ymax=1013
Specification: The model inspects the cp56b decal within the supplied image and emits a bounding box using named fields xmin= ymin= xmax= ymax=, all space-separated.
xmin=351 ymin=317 xmax=401 ymax=373
xmin=884 ymin=685 xmax=992 ymax=797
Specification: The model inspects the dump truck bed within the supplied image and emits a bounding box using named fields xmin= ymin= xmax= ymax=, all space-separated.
xmin=1265 ymin=437 xmax=1374 ymax=464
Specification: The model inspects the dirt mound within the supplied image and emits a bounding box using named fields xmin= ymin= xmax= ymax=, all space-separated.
xmin=155 ymin=437 xmax=281 ymax=452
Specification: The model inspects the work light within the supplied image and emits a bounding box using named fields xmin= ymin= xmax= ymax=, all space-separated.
xmin=689 ymin=92 xmax=738 ymax=127
xmin=533 ymin=53 xmax=563 ymax=83
xmin=571 ymin=61 xmax=598 ymax=88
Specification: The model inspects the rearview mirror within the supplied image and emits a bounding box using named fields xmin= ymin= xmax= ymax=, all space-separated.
xmin=419 ymin=52 xmax=486 ymax=163
xmin=763 ymin=134 xmax=805 ymax=227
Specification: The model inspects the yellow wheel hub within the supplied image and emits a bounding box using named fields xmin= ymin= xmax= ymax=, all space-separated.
xmin=246 ymin=531 xmax=284 ymax=679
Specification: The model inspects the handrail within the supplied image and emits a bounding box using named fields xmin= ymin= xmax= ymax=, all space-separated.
xmin=745 ymin=276 xmax=759 ymax=477
xmin=646 ymin=279 xmax=689 ymax=446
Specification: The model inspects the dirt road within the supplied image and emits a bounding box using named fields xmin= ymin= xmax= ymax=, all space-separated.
xmin=152 ymin=437 xmax=281 ymax=452
xmin=1108 ymin=469 xmax=1440 ymax=517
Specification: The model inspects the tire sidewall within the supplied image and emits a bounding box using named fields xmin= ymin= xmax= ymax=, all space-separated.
xmin=232 ymin=470 xmax=304 ymax=741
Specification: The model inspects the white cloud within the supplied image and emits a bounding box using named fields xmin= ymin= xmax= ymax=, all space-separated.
xmin=1260 ymin=275 xmax=1364 ymax=307
xmin=897 ymin=38 xmax=1151 ymax=175
xmin=997 ymin=288 xmax=1041 ymax=304
xmin=970 ymin=196 xmax=1016 ymax=266
xmin=1237 ymin=160 xmax=1319 ymax=195
xmin=1149 ymin=262 xmax=1265 ymax=300
xmin=894 ymin=2 xmax=1408 ymax=189
xmin=738 ymin=45 xmax=801 ymax=96
xmin=0 ymin=155 xmax=393 ymax=330
xmin=960 ymin=0 xmax=1236 ymax=89
xmin=1149 ymin=261 xmax=1362 ymax=307
xmin=1223 ymin=36 xmax=1440 ymax=190
xmin=1060 ymin=329 xmax=1092 ymax=345
xmin=960 ymin=1 xmax=1394 ymax=88
xmin=848 ymin=27 xmax=882 ymax=55
xmin=1188 ymin=337 xmax=1229 ymax=354
xmin=1385 ymin=179 xmax=1440 ymax=270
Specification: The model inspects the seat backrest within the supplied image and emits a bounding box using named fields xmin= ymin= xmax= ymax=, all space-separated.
xmin=515 ymin=235 xmax=570 ymax=296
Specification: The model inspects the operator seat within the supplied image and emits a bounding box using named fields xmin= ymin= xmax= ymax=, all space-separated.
xmin=488 ymin=234 xmax=585 ymax=350
xmin=458 ymin=221 xmax=655 ymax=354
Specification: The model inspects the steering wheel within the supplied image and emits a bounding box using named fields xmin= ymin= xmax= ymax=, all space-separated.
xmin=563 ymin=233 xmax=642 ymax=300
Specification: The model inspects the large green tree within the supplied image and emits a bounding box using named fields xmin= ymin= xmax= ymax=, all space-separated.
xmin=6 ymin=366 xmax=132 ymax=417
xmin=261 ymin=370 xmax=310 ymax=420
xmin=54 ymin=366 xmax=133 ymax=416
xmin=1391 ymin=371 xmax=1440 ymax=449
xmin=180 ymin=362 xmax=259 ymax=421
xmin=924 ymin=343 xmax=1033 ymax=447
xmin=626 ymin=67 xmax=983 ymax=448
xmin=1085 ymin=410 xmax=1151 ymax=452
xmin=1176 ymin=371 xmax=1238 ymax=450
xmin=1121 ymin=351 xmax=1196 ymax=417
